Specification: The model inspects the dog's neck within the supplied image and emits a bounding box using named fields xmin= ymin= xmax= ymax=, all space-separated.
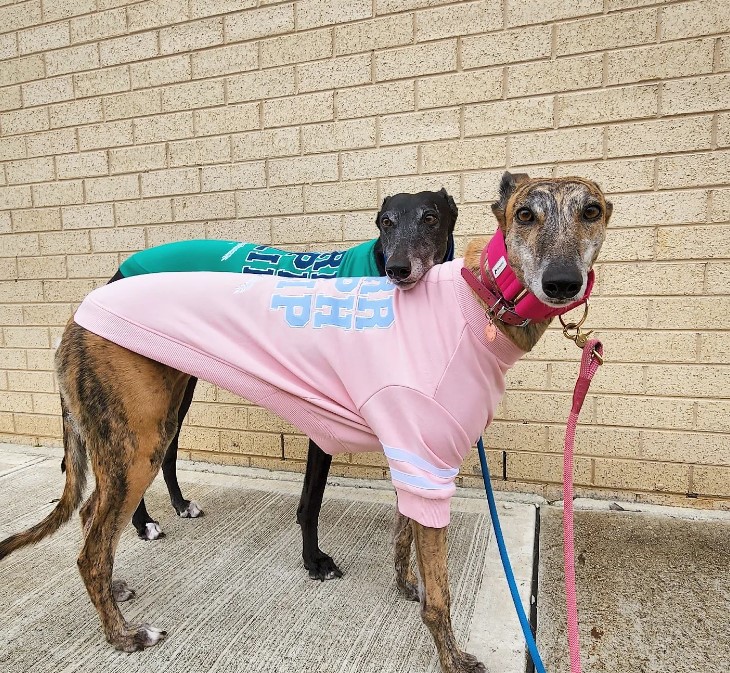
xmin=464 ymin=237 xmax=551 ymax=352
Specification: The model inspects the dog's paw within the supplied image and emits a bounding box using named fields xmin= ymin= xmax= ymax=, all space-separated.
xmin=396 ymin=578 xmax=420 ymax=602
xmin=112 ymin=579 xmax=136 ymax=603
xmin=139 ymin=522 xmax=165 ymax=540
xmin=444 ymin=651 xmax=488 ymax=673
xmin=178 ymin=501 xmax=203 ymax=518
xmin=111 ymin=623 xmax=167 ymax=652
xmin=304 ymin=550 xmax=343 ymax=581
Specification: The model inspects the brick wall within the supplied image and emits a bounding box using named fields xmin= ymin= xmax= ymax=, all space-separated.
xmin=1 ymin=0 xmax=728 ymax=509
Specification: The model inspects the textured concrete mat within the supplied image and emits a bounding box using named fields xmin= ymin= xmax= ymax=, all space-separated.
xmin=537 ymin=506 xmax=730 ymax=673
xmin=0 ymin=461 xmax=490 ymax=673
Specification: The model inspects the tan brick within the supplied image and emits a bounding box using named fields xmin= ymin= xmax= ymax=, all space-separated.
xmin=130 ymin=54 xmax=191 ymax=89
xmin=547 ymin=424 xmax=640 ymax=458
xmin=379 ymin=173 xmax=461 ymax=199
xmin=40 ymin=230 xmax=90 ymax=255
xmin=464 ymin=97 xmax=553 ymax=137
xmin=662 ymin=0 xmax=730 ymax=41
xmin=31 ymin=392 xmax=63 ymax=414
xmin=650 ymin=296 xmax=730 ymax=330
xmin=596 ymin=395 xmax=695 ymax=431
xmin=337 ymin=80 xmax=414 ymax=119
xmin=17 ymin=255 xmax=66 ymax=279
xmin=555 ymin=159 xmax=654 ymax=193
xmin=298 ymin=53 xmax=372 ymax=93
xmin=128 ymin=0 xmax=190 ymax=32
xmin=558 ymin=84 xmax=658 ymax=127
xmin=227 ymin=66 xmax=295 ymax=104
xmin=75 ymin=66 xmax=131 ymax=99
xmin=606 ymin=117 xmax=712 ymax=158
xmin=424 ymin=1 xmax=503 ymax=40
xmin=718 ymin=36 xmax=730 ymax=72
xmin=297 ymin=0 xmax=370 ymax=30
xmin=342 ymin=146 xmax=418 ymax=180
xmin=302 ymin=119 xmax=375 ymax=154
xmin=49 ymin=98 xmax=103 ymax=129
xmin=134 ymin=111 xmax=193 ymax=143
xmin=194 ymin=103 xmax=259 ymax=137
xmin=607 ymin=38 xmax=714 ymax=86
xmin=0 ymin=33 xmax=17 ymax=61
xmin=693 ymin=465 xmax=730 ymax=498
xmin=657 ymin=151 xmax=730 ymax=189
xmin=418 ymin=70 xmax=501 ymax=110
xmin=422 ymin=137 xmax=505 ymax=173
xmin=191 ymin=0 xmax=256 ymax=19
xmin=594 ymin=458 xmax=689 ymax=493
xmin=6 ymin=157 xmax=55 ymax=185
xmin=710 ymin=189 xmax=730 ymax=223
xmin=0 ymin=232 xmax=39 ymax=258
xmin=104 ymin=89 xmax=162 ymax=121
xmin=260 ymin=28 xmax=332 ymax=68
xmin=78 ymin=120 xmax=134 ymax=150
xmin=0 ymin=55 xmax=44 ymax=88
xmin=191 ymin=43 xmax=257 ymax=79
xmin=0 ymin=86 xmax=21 ymax=113
xmin=506 ymin=451 xmax=592 ymax=486
xmin=335 ymin=13 xmax=412 ymax=56
xmin=508 ymin=54 xmax=603 ymax=97
xmin=57 ymin=151 xmax=109 ymax=180
xmin=177 ymin=425 xmax=221 ymax=452
xmin=0 ymin=390 xmax=33 ymax=412
xmin=12 ymin=208 xmax=61 ymax=233
xmin=706 ymin=261 xmax=730 ymax=295
xmin=700 ymin=332 xmax=729 ymax=364
xmin=61 ymin=204 xmax=115 ymax=230
xmin=271 ymin=214 xmax=342 ymax=244
xmin=91 ymin=226 xmax=145 ymax=252
xmin=32 ymin=180 xmax=84 ymax=208
xmin=270 ymin=154 xmax=338 ymax=187
xmin=506 ymin=0 xmax=602 ymax=27
xmin=612 ymin=191 xmax=708 ymax=230
xmin=601 ymin=261 xmax=707 ymax=297
xmin=201 ymin=163 xmax=266 ymax=192
xmin=7 ymin=370 xmax=55 ymax=392
xmin=380 ymin=108 xmax=459 ymax=146
xmin=558 ymin=9 xmax=656 ymax=57
xmin=70 ymin=8 xmax=127 ymax=43
xmin=304 ymin=180 xmax=377 ymax=213
xmin=263 ymin=91 xmax=333 ymax=128
xmin=204 ymin=218 xmax=270 ymax=242
xmin=169 ymin=136 xmax=230 ymax=167
xmin=460 ymin=166 xmax=544 ymax=203
xmin=224 ymin=432 xmax=281 ymax=458
xmin=719 ymin=112 xmax=730 ymax=148
xmin=22 ymin=302 xmax=72 ymax=325
xmin=662 ymin=74 xmax=730 ymax=115
xmin=141 ymin=167 xmax=200 ymax=197
xmin=644 ymin=365 xmax=730 ymax=400
xmin=146 ymin=222 xmax=206 ymax=246
xmin=173 ymin=193 xmax=235 ymax=222
xmin=0 ymin=185 xmax=32 ymax=211
xmin=116 ymin=198 xmax=172 ymax=226
xmin=14 ymin=414 xmax=62 ymax=438
xmin=160 ymin=17 xmax=224 ymax=55
xmin=100 ymin=32 xmax=159 ymax=68
xmin=18 ymin=22 xmax=70 ymax=56
xmin=161 ymin=80 xmax=225 ymax=112
xmin=191 ymin=403 xmax=246 ymax=430
xmin=698 ymin=399 xmax=730 ymax=435
xmin=376 ymin=40 xmax=456 ymax=81
xmin=341 ymin=210 xmax=377 ymax=239
xmin=0 ymin=212 xmax=9 ymax=233
xmin=510 ymin=127 xmax=603 ymax=166
xmin=0 ymin=107 xmax=48 ymax=136
xmin=236 ymin=186 xmax=303 ymax=217
xmin=657 ymin=225 xmax=729 ymax=262
xmin=66 ymin=252 xmax=119 ymax=278
xmin=43 ymin=0 xmax=95 ymax=21
xmin=86 ymin=174 xmax=139 ymax=203
xmin=225 ymin=3 xmax=294 ymax=43
xmin=45 ymin=43 xmax=99 ymax=77
xmin=0 ymin=137 xmax=28 ymax=162
xmin=4 ymin=326 xmax=49 ymax=348
xmin=0 ymin=1 xmax=42 ymax=33
xmin=109 ymin=144 xmax=165 ymax=174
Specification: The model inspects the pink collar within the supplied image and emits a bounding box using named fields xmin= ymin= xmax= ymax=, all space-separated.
xmin=460 ymin=229 xmax=594 ymax=327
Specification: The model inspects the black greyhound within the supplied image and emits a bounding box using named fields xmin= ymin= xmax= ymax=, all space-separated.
xmin=77 ymin=188 xmax=457 ymax=580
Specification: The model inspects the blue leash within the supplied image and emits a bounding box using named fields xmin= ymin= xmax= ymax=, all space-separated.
xmin=477 ymin=436 xmax=547 ymax=673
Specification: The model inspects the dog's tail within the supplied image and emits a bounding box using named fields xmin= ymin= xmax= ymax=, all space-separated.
xmin=0 ymin=399 xmax=87 ymax=561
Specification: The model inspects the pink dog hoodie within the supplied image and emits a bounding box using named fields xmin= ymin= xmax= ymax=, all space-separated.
xmin=73 ymin=260 xmax=523 ymax=528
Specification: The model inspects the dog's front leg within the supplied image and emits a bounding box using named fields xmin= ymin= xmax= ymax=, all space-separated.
xmin=412 ymin=521 xmax=486 ymax=673
xmin=393 ymin=509 xmax=419 ymax=601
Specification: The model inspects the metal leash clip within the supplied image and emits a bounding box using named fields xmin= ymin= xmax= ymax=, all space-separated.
xmin=559 ymin=304 xmax=603 ymax=364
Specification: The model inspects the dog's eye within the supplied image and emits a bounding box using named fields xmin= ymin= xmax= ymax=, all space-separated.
xmin=380 ymin=217 xmax=393 ymax=228
xmin=583 ymin=204 xmax=602 ymax=220
xmin=423 ymin=213 xmax=438 ymax=225
xmin=515 ymin=208 xmax=534 ymax=223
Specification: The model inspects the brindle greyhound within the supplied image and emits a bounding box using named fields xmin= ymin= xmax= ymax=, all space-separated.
xmin=0 ymin=173 xmax=611 ymax=673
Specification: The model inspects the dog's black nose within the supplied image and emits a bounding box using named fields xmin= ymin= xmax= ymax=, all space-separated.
xmin=542 ymin=265 xmax=583 ymax=300
xmin=386 ymin=263 xmax=412 ymax=281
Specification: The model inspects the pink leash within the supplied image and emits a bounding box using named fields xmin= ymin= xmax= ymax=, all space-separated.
xmin=563 ymin=338 xmax=603 ymax=673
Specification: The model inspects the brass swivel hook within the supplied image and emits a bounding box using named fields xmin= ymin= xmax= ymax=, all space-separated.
xmin=559 ymin=304 xmax=603 ymax=364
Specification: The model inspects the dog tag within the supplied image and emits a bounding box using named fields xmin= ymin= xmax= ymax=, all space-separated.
xmin=484 ymin=321 xmax=497 ymax=342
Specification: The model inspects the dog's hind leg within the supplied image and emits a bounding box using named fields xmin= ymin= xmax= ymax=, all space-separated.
xmin=393 ymin=509 xmax=419 ymax=601
xmin=296 ymin=440 xmax=342 ymax=580
xmin=412 ymin=521 xmax=486 ymax=673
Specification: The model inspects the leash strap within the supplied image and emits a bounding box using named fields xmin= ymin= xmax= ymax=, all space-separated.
xmin=563 ymin=338 xmax=603 ymax=673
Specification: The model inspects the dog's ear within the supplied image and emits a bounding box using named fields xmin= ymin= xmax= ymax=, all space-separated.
xmin=439 ymin=187 xmax=458 ymax=226
xmin=376 ymin=195 xmax=390 ymax=226
xmin=604 ymin=200 xmax=613 ymax=224
xmin=491 ymin=172 xmax=530 ymax=229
